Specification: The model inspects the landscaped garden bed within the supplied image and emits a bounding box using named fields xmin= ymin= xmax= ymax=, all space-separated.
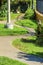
xmin=12 ymin=36 xmax=43 ymax=58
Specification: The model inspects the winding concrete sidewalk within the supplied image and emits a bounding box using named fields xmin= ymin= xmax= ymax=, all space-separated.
xmin=0 ymin=36 xmax=43 ymax=65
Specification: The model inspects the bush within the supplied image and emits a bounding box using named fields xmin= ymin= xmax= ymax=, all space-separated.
xmin=24 ymin=8 xmax=35 ymax=19
xmin=0 ymin=3 xmax=7 ymax=17
xmin=36 ymin=26 xmax=43 ymax=46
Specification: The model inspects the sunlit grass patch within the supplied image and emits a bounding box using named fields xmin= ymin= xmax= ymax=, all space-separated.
xmin=0 ymin=56 xmax=27 ymax=65
xmin=12 ymin=36 xmax=43 ymax=58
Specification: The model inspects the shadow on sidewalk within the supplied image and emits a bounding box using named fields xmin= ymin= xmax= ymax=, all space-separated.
xmin=17 ymin=52 xmax=43 ymax=63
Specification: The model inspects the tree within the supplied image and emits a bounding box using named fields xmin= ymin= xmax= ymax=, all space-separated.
xmin=11 ymin=0 xmax=31 ymax=13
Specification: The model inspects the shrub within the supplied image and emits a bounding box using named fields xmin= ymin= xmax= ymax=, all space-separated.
xmin=0 ymin=3 xmax=7 ymax=17
xmin=24 ymin=8 xmax=35 ymax=19
xmin=36 ymin=26 xmax=43 ymax=46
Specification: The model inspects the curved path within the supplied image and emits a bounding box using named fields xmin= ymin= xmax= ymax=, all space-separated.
xmin=0 ymin=36 xmax=43 ymax=65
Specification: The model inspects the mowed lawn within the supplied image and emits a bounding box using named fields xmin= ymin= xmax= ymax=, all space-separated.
xmin=0 ymin=24 xmax=28 ymax=36
xmin=12 ymin=36 xmax=43 ymax=58
xmin=0 ymin=56 xmax=27 ymax=65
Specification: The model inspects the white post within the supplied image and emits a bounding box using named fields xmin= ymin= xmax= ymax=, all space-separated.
xmin=6 ymin=0 xmax=13 ymax=29
xmin=7 ymin=0 xmax=10 ymax=23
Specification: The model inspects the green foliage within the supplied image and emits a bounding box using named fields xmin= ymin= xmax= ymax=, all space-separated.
xmin=0 ymin=13 xmax=20 ymax=21
xmin=24 ymin=8 xmax=35 ymax=19
xmin=11 ymin=1 xmax=29 ymax=13
xmin=15 ymin=19 xmax=37 ymax=29
xmin=0 ymin=56 xmax=27 ymax=65
xmin=0 ymin=3 xmax=7 ymax=17
xmin=11 ymin=0 xmax=30 ymax=4
xmin=0 ymin=24 xmax=28 ymax=36
xmin=10 ymin=12 xmax=21 ymax=20
xmin=36 ymin=26 xmax=43 ymax=46
xmin=12 ymin=36 xmax=43 ymax=58
xmin=0 ymin=0 xmax=31 ymax=17
xmin=36 ymin=36 xmax=43 ymax=46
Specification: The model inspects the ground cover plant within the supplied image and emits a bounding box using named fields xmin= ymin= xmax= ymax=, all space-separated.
xmin=0 ymin=56 xmax=27 ymax=65
xmin=12 ymin=36 xmax=43 ymax=58
xmin=0 ymin=24 xmax=28 ymax=36
xmin=15 ymin=19 xmax=37 ymax=30
xmin=15 ymin=8 xmax=37 ymax=30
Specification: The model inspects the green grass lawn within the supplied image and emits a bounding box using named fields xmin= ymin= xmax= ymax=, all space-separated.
xmin=0 ymin=12 xmax=20 ymax=21
xmin=15 ymin=19 xmax=37 ymax=30
xmin=11 ymin=12 xmax=21 ymax=20
xmin=0 ymin=24 xmax=28 ymax=36
xmin=0 ymin=56 xmax=27 ymax=65
xmin=12 ymin=36 xmax=43 ymax=58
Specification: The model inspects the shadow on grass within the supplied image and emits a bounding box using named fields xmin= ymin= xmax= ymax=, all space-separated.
xmin=36 ymin=52 xmax=43 ymax=58
xmin=17 ymin=52 xmax=43 ymax=63
xmin=27 ymin=19 xmax=37 ymax=25
xmin=21 ymin=38 xmax=36 ymax=43
xmin=21 ymin=38 xmax=43 ymax=47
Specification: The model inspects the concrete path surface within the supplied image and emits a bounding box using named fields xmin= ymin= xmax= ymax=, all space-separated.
xmin=0 ymin=36 xmax=43 ymax=65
